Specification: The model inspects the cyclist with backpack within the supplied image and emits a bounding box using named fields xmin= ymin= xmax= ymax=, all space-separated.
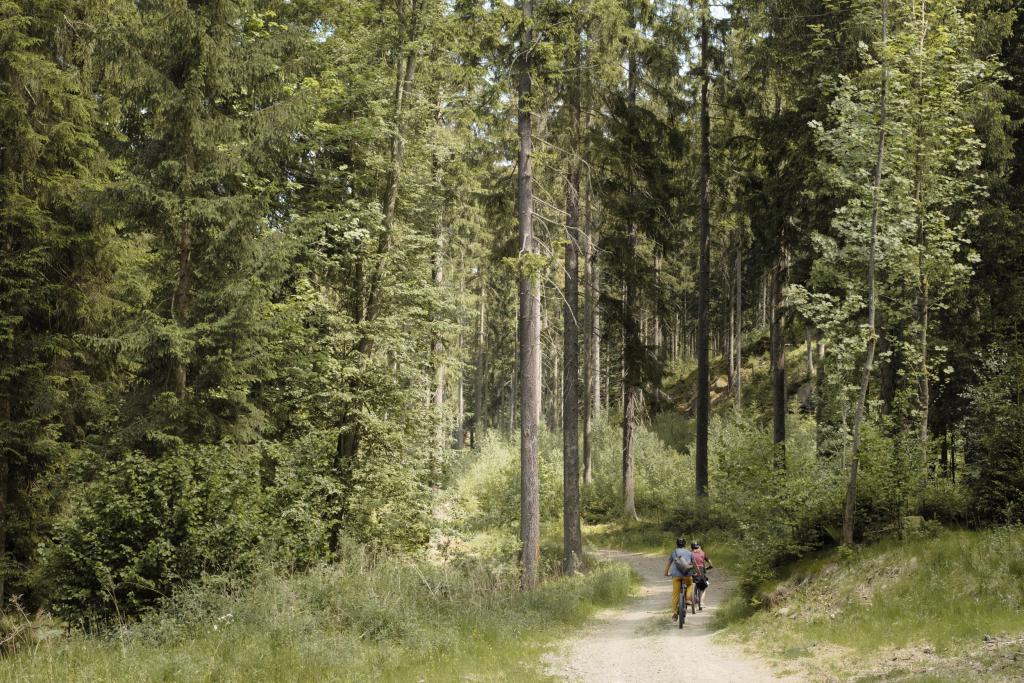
xmin=663 ymin=536 xmax=695 ymax=620
xmin=691 ymin=541 xmax=713 ymax=610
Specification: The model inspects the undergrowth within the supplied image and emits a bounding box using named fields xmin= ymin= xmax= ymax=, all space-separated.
xmin=0 ymin=542 xmax=634 ymax=682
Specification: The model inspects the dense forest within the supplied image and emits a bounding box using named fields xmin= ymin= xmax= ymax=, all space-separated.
xmin=2 ymin=0 xmax=1023 ymax=656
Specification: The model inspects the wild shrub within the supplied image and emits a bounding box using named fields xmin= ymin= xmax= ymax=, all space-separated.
xmin=41 ymin=445 xmax=275 ymax=623
xmin=581 ymin=415 xmax=693 ymax=521
xmin=962 ymin=350 xmax=1024 ymax=524
xmin=708 ymin=413 xmax=843 ymax=587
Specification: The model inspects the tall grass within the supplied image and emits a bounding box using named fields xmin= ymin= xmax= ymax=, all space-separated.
xmin=0 ymin=543 xmax=634 ymax=682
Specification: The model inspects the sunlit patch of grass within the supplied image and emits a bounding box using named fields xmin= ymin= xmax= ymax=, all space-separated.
xmin=0 ymin=547 xmax=634 ymax=682
xmin=583 ymin=521 xmax=674 ymax=555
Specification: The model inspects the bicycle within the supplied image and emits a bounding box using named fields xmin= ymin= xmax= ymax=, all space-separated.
xmin=692 ymin=568 xmax=710 ymax=612
xmin=676 ymin=582 xmax=687 ymax=628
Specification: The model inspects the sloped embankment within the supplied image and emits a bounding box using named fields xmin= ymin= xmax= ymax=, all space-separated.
xmin=728 ymin=527 xmax=1024 ymax=681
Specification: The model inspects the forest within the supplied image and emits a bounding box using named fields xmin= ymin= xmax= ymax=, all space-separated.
xmin=1 ymin=0 xmax=1023 ymax=680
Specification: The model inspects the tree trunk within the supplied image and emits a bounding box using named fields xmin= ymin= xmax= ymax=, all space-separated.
xmin=843 ymin=0 xmax=887 ymax=546
xmin=0 ymin=395 xmax=8 ymax=602
xmin=563 ymin=108 xmax=583 ymax=571
xmin=431 ymin=209 xmax=446 ymax=483
xmin=621 ymin=40 xmax=641 ymax=521
xmin=455 ymin=327 xmax=465 ymax=450
xmin=805 ymin=326 xmax=815 ymax=378
xmin=583 ymin=173 xmax=597 ymax=485
xmin=473 ymin=286 xmax=487 ymax=446
xmin=517 ymin=0 xmax=541 ymax=590
xmin=760 ymin=273 xmax=768 ymax=328
xmin=915 ymin=60 xmax=930 ymax=466
xmin=815 ymin=334 xmax=828 ymax=457
xmin=770 ymin=255 xmax=787 ymax=467
xmin=940 ymin=429 xmax=949 ymax=477
xmin=695 ymin=0 xmax=711 ymax=498
xmin=652 ymin=245 xmax=664 ymax=412
xmin=734 ymin=242 xmax=743 ymax=411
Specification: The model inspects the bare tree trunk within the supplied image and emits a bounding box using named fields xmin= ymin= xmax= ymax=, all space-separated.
xmin=914 ymin=8 xmax=930 ymax=466
xmin=431 ymin=207 xmax=446 ymax=483
xmin=583 ymin=178 xmax=597 ymax=484
xmin=508 ymin=361 xmax=516 ymax=436
xmin=735 ymin=243 xmax=743 ymax=411
xmin=940 ymin=429 xmax=949 ymax=476
xmin=770 ymin=255 xmax=787 ymax=467
xmin=760 ymin=273 xmax=767 ymax=328
xmin=728 ymin=279 xmax=736 ymax=386
xmin=593 ymin=252 xmax=602 ymax=416
xmin=815 ymin=334 xmax=828 ymax=457
xmin=695 ymin=0 xmax=711 ymax=498
xmin=563 ymin=90 xmax=583 ymax=570
xmin=473 ymin=285 xmax=486 ymax=446
xmin=517 ymin=0 xmax=541 ymax=589
xmin=621 ymin=43 xmax=640 ymax=521
xmin=806 ymin=326 xmax=815 ymax=378
xmin=843 ymin=0 xmax=887 ymax=546
xmin=652 ymin=245 xmax=665 ymax=412
xmin=455 ymin=328 xmax=465 ymax=450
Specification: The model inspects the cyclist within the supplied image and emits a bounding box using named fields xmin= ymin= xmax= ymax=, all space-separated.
xmin=691 ymin=541 xmax=713 ymax=610
xmin=663 ymin=536 xmax=695 ymax=620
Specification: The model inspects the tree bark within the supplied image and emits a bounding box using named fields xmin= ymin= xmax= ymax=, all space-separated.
xmin=622 ymin=41 xmax=641 ymax=521
xmin=517 ymin=0 xmax=541 ymax=590
xmin=583 ymin=194 xmax=597 ymax=484
xmin=843 ymin=0 xmax=887 ymax=546
xmin=455 ymin=327 xmax=465 ymax=450
xmin=473 ymin=286 xmax=486 ymax=446
xmin=815 ymin=334 xmax=828 ymax=457
xmin=770 ymin=255 xmax=787 ymax=467
xmin=734 ymin=242 xmax=743 ymax=411
xmin=431 ymin=206 xmax=446 ymax=483
xmin=563 ymin=108 xmax=583 ymax=571
xmin=915 ymin=6 xmax=930 ymax=466
xmin=695 ymin=0 xmax=711 ymax=498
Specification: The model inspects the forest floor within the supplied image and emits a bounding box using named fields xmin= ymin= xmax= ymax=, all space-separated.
xmin=544 ymin=550 xmax=799 ymax=682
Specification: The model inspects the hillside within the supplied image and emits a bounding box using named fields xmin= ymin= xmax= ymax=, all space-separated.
xmin=727 ymin=527 xmax=1024 ymax=681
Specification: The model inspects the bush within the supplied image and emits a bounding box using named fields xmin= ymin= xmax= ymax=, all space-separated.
xmin=962 ymin=350 xmax=1024 ymax=524
xmin=42 ymin=445 xmax=269 ymax=623
xmin=706 ymin=412 xmax=843 ymax=587
xmin=581 ymin=415 xmax=693 ymax=521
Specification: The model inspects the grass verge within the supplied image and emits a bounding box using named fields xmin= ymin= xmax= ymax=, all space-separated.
xmin=0 ymin=544 xmax=635 ymax=682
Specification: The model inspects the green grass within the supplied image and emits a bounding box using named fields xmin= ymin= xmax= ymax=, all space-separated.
xmin=729 ymin=527 xmax=1024 ymax=680
xmin=0 ymin=546 xmax=635 ymax=682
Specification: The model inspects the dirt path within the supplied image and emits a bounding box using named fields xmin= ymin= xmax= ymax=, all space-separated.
xmin=545 ymin=550 xmax=798 ymax=683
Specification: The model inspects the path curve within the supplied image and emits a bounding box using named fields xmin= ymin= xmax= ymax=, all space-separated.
xmin=545 ymin=550 xmax=798 ymax=683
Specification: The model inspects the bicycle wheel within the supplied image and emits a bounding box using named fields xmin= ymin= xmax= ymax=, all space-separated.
xmin=677 ymin=593 xmax=686 ymax=628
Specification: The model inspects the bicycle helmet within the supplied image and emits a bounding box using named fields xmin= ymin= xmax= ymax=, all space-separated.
xmin=691 ymin=541 xmax=701 ymax=549
xmin=676 ymin=536 xmax=686 ymax=548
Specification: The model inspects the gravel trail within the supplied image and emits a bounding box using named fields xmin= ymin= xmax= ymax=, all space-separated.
xmin=545 ymin=550 xmax=799 ymax=683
